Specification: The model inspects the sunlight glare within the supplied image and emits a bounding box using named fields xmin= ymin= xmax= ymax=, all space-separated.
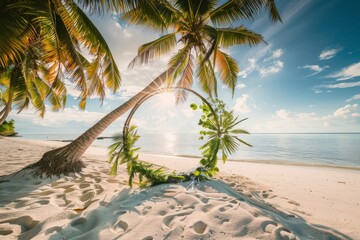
xmin=152 ymin=92 xmax=177 ymax=113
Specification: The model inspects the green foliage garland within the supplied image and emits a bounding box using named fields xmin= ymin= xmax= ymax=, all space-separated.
xmin=109 ymin=100 xmax=251 ymax=187
xmin=191 ymin=99 xmax=252 ymax=179
xmin=108 ymin=125 xmax=172 ymax=187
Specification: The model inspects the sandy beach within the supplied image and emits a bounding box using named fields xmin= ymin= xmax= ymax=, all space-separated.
xmin=0 ymin=137 xmax=359 ymax=239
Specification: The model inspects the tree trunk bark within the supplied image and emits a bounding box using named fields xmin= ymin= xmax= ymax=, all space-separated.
xmin=0 ymin=91 xmax=13 ymax=125
xmin=27 ymin=67 xmax=174 ymax=178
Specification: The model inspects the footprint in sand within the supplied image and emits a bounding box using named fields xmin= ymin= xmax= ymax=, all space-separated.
xmin=162 ymin=211 xmax=193 ymax=231
xmin=28 ymin=199 xmax=50 ymax=208
xmin=215 ymin=215 xmax=230 ymax=225
xmin=79 ymin=191 xmax=95 ymax=203
xmin=274 ymin=227 xmax=296 ymax=240
xmin=192 ymin=221 xmax=208 ymax=235
xmin=201 ymin=204 xmax=214 ymax=213
xmin=94 ymin=184 xmax=104 ymax=194
xmin=261 ymin=220 xmax=278 ymax=234
xmin=79 ymin=183 xmax=91 ymax=189
xmin=159 ymin=210 xmax=167 ymax=216
xmin=142 ymin=236 xmax=153 ymax=240
xmin=219 ymin=204 xmax=234 ymax=213
xmin=115 ymin=219 xmax=128 ymax=232
xmin=262 ymin=191 xmax=269 ymax=198
xmin=64 ymin=187 xmax=75 ymax=193
xmin=1 ymin=216 xmax=39 ymax=233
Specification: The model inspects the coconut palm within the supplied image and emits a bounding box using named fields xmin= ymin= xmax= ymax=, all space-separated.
xmin=0 ymin=0 xmax=123 ymax=124
xmin=0 ymin=64 xmax=66 ymax=125
xmin=28 ymin=0 xmax=281 ymax=178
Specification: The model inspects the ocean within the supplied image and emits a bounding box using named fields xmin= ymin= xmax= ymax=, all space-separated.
xmin=20 ymin=133 xmax=360 ymax=168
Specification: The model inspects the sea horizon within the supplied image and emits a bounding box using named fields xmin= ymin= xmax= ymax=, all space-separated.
xmin=18 ymin=132 xmax=360 ymax=168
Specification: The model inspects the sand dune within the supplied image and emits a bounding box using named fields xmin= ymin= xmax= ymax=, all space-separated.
xmin=0 ymin=137 xmax=358 ymax=239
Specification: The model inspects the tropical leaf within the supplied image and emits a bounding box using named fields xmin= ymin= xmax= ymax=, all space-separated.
xmin=209 ymin=0 xmax=282 ymax=26
xmin=215 ymin=49 xmax=239 ymax=95
xmin=129 ymin=32 xmax=177 ymax=68
xmin=217 ymin=26 xmax=265 ymax=48
xmin=197 ymin=54 xmax=217 ymax=97
xmin=175 ymin=51 xmax=194 ymax=103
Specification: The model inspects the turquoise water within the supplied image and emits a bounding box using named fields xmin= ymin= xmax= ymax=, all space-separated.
xmin=20 ymin=133 xmax=360 ymax=168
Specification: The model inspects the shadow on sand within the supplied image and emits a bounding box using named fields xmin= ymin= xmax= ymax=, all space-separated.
xmin=45 ymin=180 xmax=352 ymax=240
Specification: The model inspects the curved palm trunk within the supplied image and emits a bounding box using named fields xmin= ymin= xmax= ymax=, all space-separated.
xmin=0 ymin=92 xmax=13 ymax=125
xmin=27 ymin=68 xmax=175 ymax=178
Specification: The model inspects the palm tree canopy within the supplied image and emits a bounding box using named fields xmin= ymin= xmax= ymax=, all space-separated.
xmin=0 ymin=0 xmax=122 ymax=110
xmin=125 ymin=0 xmax=281 ymax=101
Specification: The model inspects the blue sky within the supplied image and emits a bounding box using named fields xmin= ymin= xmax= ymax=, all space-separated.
xmin=10 ymin=0 xmax=360 ymax=135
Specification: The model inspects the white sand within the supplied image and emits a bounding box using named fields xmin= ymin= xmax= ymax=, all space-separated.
xmin=0 ymin=137 xmax=359 ymax=239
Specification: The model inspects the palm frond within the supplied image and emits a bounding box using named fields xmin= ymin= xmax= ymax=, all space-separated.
xmin=217 ymin=26 xmax=265 ymax=48
xmin=65 ymin=2 xmax=121 ymax=93
xmin=209 ymin=0 xmax=282 ymax=26
xmin=0 ymin=1 xmax=35 ymax=68
xmin=121 ymin=0 xmax=170 ymax=31
xmin=129 ymin=33 xmax=177 ymax=68
xmin=196 ymin=54 xmax=217 ymax=97
xmin=175 ymin=53 xmax=194 ymax=103
xmin=215 ymin=49 xmax=239 ymax=95
xmin=75 ymin=0 xmax=136 ymax=15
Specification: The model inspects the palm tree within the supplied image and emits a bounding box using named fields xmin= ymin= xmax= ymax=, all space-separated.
xmin=28 ymin=0 xmax=282 ymax=178
xmin=0 ymin=65 xmax=66 ymax=125
xmin=0 ymin=0 xmax=123 ymax=124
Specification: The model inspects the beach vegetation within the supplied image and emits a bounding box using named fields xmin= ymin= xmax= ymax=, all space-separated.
xmin=30 ymin=0 xmax=281 ymax=178
xmin=0 ymin=119 xmax=17 ymax=136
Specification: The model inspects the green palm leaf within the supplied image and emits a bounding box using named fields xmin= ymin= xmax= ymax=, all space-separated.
xmin=217 ymin=26 xmax=265 ymax=48
xmin=215 ymin=49 xmax=239 ymax=95
xmin=129 ymin=32 xmax=177 ymax=68
xmin=209 ymin=0 xmax=282 ymax=26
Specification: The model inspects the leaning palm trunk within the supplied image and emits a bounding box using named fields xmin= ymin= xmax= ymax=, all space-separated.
xmin=27 ymin=68 xmax=175 ymax=177
xmin=0 ymin=89 xmax=13 ymax=125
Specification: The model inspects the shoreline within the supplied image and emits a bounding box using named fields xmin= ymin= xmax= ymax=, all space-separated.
xmin=1 ymin=137 xmax=359 ymax=239
xmin=20 ymin=137 xmax=360 ymax=171
xmin=141 ymin=152 xmax=360 ymax=171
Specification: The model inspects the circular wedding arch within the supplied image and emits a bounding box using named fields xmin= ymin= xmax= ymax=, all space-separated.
xmin=114 ymin=87 xmax=222 ymax=186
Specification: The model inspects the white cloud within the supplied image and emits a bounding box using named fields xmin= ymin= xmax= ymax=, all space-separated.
xmin=236 ymin=83 xmax=246 ymax=89
xmin=238 ymin=58 xmax=257 ymax=78
xmin=254 ymin=104 xmax=360 ymax=132
xmin=264 ymin=49 xmax=284 ymax=61
xmin=321 ymin=81 xmax=360 ymax=89
xmin=233 ymin=94 xmax=250 ymax=113
xmin=10 ymin=106 xmax=106 ymax=127
xmin=276 ymin=109 xmax=317 ymax=121
xmin=333 ymin=104 xmax=358 ymax=119
xmin=319 ymin=48 xmax=341 ymax=60
xmin=346 ymin=93 xmax=360 ymax=102
xmin=238 ymin=47 xmax=285 ymax=79
xmin=328 ymin=62 xmax=360 ymax=81
xmin=259 ymin=60 xmax=284 ymax=78
xmin=298 ymin=65 xmax=329 ymax=76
